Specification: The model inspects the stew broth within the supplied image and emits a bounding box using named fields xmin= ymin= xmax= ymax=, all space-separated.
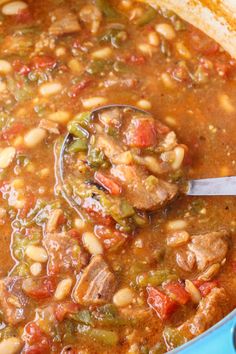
xmin=0 ymin=0 xmax=235 ymax=353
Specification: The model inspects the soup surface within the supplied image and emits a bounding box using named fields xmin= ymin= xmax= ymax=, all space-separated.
xmin=0 ymin=0 xmax=235 ymax=353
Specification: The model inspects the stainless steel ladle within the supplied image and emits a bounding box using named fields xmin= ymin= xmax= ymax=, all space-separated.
xmin=59 ymin=104 xmax=236 ymax=201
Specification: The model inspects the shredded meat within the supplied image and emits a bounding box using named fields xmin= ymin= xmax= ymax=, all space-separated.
xmin=178 ymin=287 xmax=230 ymax=339
xmin=44 ymin=232 xmax=88 ymax=275
xmin=73 ymin=255 xmax=116 ymax=305
xmin=111 ymin=164 xmax=178 ymax=210
xmin=49 ymin=9 xmax=80 ymax=36
xmin=176 ymin=230 xmax=229 ymax=273
xmin=0 ymin=277 xmax=29 ymax=325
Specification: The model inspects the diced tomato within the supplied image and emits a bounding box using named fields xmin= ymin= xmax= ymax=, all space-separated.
xmin=0 ymin=123 xmax=25 ymax=141
xmin=94 ymin=171 xmax=122 ymax=196
xmin=70 ymin=79 xmax=92 ymax=98
xmin=23 ymin=277 xmax=56 ymax=299
xmin=164 ymin=282 xmax=190 ymax=305
xmin=146 ymin=286 xmax=178 ymax=320
xmin=24 ymin=322 xmax=45 ymax=343
xmin=72 ymin=39 xmax=81 ymax=49
xmin=30 ymin=56 xmax=57 ymax=70
xmin=19 ymin=192 xmax=36 ymax=218
xmin=54 ymin=302 xmax=80 ymax=322
xmin=126 ymin=118 xmax=157 ymax=148
xmin=24 ymin=323 xmax=50 ymax=354
xmin=85 ymin=208 xmax=113 ymax=226
xmin=15 ymin=8 xmax=33 ymax=23
xmin=68 ymin=228 xmax=81 ymax=239
xmin=126 ymin=54 xmax=146 ymax=65
xmin=215 ymin=61 xmax=234 ymax=78
xmin=94 ymin=225 xmax=128 ymax=250
xmin=12 ymin=59 xmax=31 ymax=76
xmin=190 ymin=30 xmax=219 ymax=55
xmin=193 ymin=280 xmax=218 ymax=297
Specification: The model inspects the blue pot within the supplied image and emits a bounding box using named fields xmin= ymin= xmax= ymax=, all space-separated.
xmin=171 ymin=309 xmax=236 ymax=354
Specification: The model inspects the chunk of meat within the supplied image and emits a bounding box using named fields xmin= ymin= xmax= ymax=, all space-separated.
xmin=99 ymin=108 xmax=122 ymax=129
xmin=110 ymin=164 xmax=178 ymax=210
xmin=79 ymin=4 xmax=102 ymax=34
xmin=46 ymin=209 xmax=64 ymax=233
xmin=49 ymin=9 xmax=80 ymax=36
xmin=73 ymin=255 xmax=116 ymax=305
xmin=188 ymin=230 xmax=229 ymax=271
xmin=0 ymin=277 xmax=29 ymax=325
xmin=44 ymin=232 xmax=88 ymax=275
xmin=39 ymin=119 xmax=60 ymax=135
xmin=94 ymin=134 xmax=124 ymax=164
xmin=175 ymin=230 xmax=229 ymax=273
xmin=178 ymin=287 xmax=230 ymax=339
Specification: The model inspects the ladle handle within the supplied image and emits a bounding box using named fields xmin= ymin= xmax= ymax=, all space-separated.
xmin=187 ymin=176 xmax=236 ymax=196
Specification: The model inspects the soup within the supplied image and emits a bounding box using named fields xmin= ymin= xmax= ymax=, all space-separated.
xmin=0 ymin=0 xmax=235 ymax=353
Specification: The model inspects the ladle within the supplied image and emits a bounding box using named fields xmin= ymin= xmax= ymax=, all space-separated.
xmin=59 ymin=104 xmax=236 ymax=213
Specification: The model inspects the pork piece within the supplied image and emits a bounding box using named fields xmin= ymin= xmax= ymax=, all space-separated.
xmin=46 ymin=209 xmax=63 ymax=233
xmin=39 ymin=119 xmax=60 ymax=135
xmin=110 ymin=164 xmax=178 ymax=210
xmin=99 ymin=108 xmax=122 ymax=129
xmin=176 ymin=230 xmax=229 ymax=273
xmin=73 ymin=255 xmax=116 ymax=305
xmin=0 ymin=277 xmax=29 ymax=325
xmin=49 ymin=9 xmax=80 ymax=36
xmin=94 ymin=134 xmax=124 ymax=164
xmin=44 ymin=232 xmax=88 ymax=275
xmin=178 ymin=287 xmax=230 ymax=339
xmin=79 ymin=4 xmax=102 ymax=34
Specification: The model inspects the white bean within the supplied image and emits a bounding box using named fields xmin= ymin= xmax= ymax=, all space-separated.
xmin=167 ymin=219 xmax=187 ymax=231
xmin=172 ymin=146 xmax=185 ymax=170
xmin=30 ymin=262 xmax=42 ymax=276
xmin=74 ymin=218 xmax=86 ymax=231
xmin=54 ymin=278 xmax=73 ymax=300
xmin=113 ymin=288 xmax=134 ymax=307
xmin=0 ymin=59 xmax=12 ymax=74
xmin=148 ymin=31 xmax=159 ymax=47
xmin=155 ymin=23 xmax=176 ymax=40
xmin=137 ymin=99 xmax=152 ymax=110
xmin=68 ymin=59 xmax=84 ymax=74
xmin=138 ymin=43 xmax=153 ymax=56
xmin=167 ymin=231 xmax=190 ymax=247
xmin=24 ymin=127 xmax=47 ymax=148
xmin=2 ymin=1 xmax=27 ymax=15
xmin=82 ymin=231 xmax=103 ymax=255
xmin=0 ymin=146 xmax=15 ymax=168
xmin=176 ymin=42 xmax=191 ymax=59
xmin=26 ymin=245 xmax=48 ymax=263
xmin=185 ymin=280 xmax=201 ymax=304
xmin=0 ymin=337 xmax=23 ymax=354
xmin=219 ymin=94 xmax=235 ymax=113
xmin=161 ymin=72 xmax=175 ymax=89
xmin=81 ymin=97 xmax=107 ymax=109
xmin=0 ymin=81 xmax=7 ymax=92
xmin=39 ymin=82 xmax=62 ymax=97
xmin=48 ymin=111 xmax=71 ymax=124
xmin=91 ymin=47 xmax=113 ymax=59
